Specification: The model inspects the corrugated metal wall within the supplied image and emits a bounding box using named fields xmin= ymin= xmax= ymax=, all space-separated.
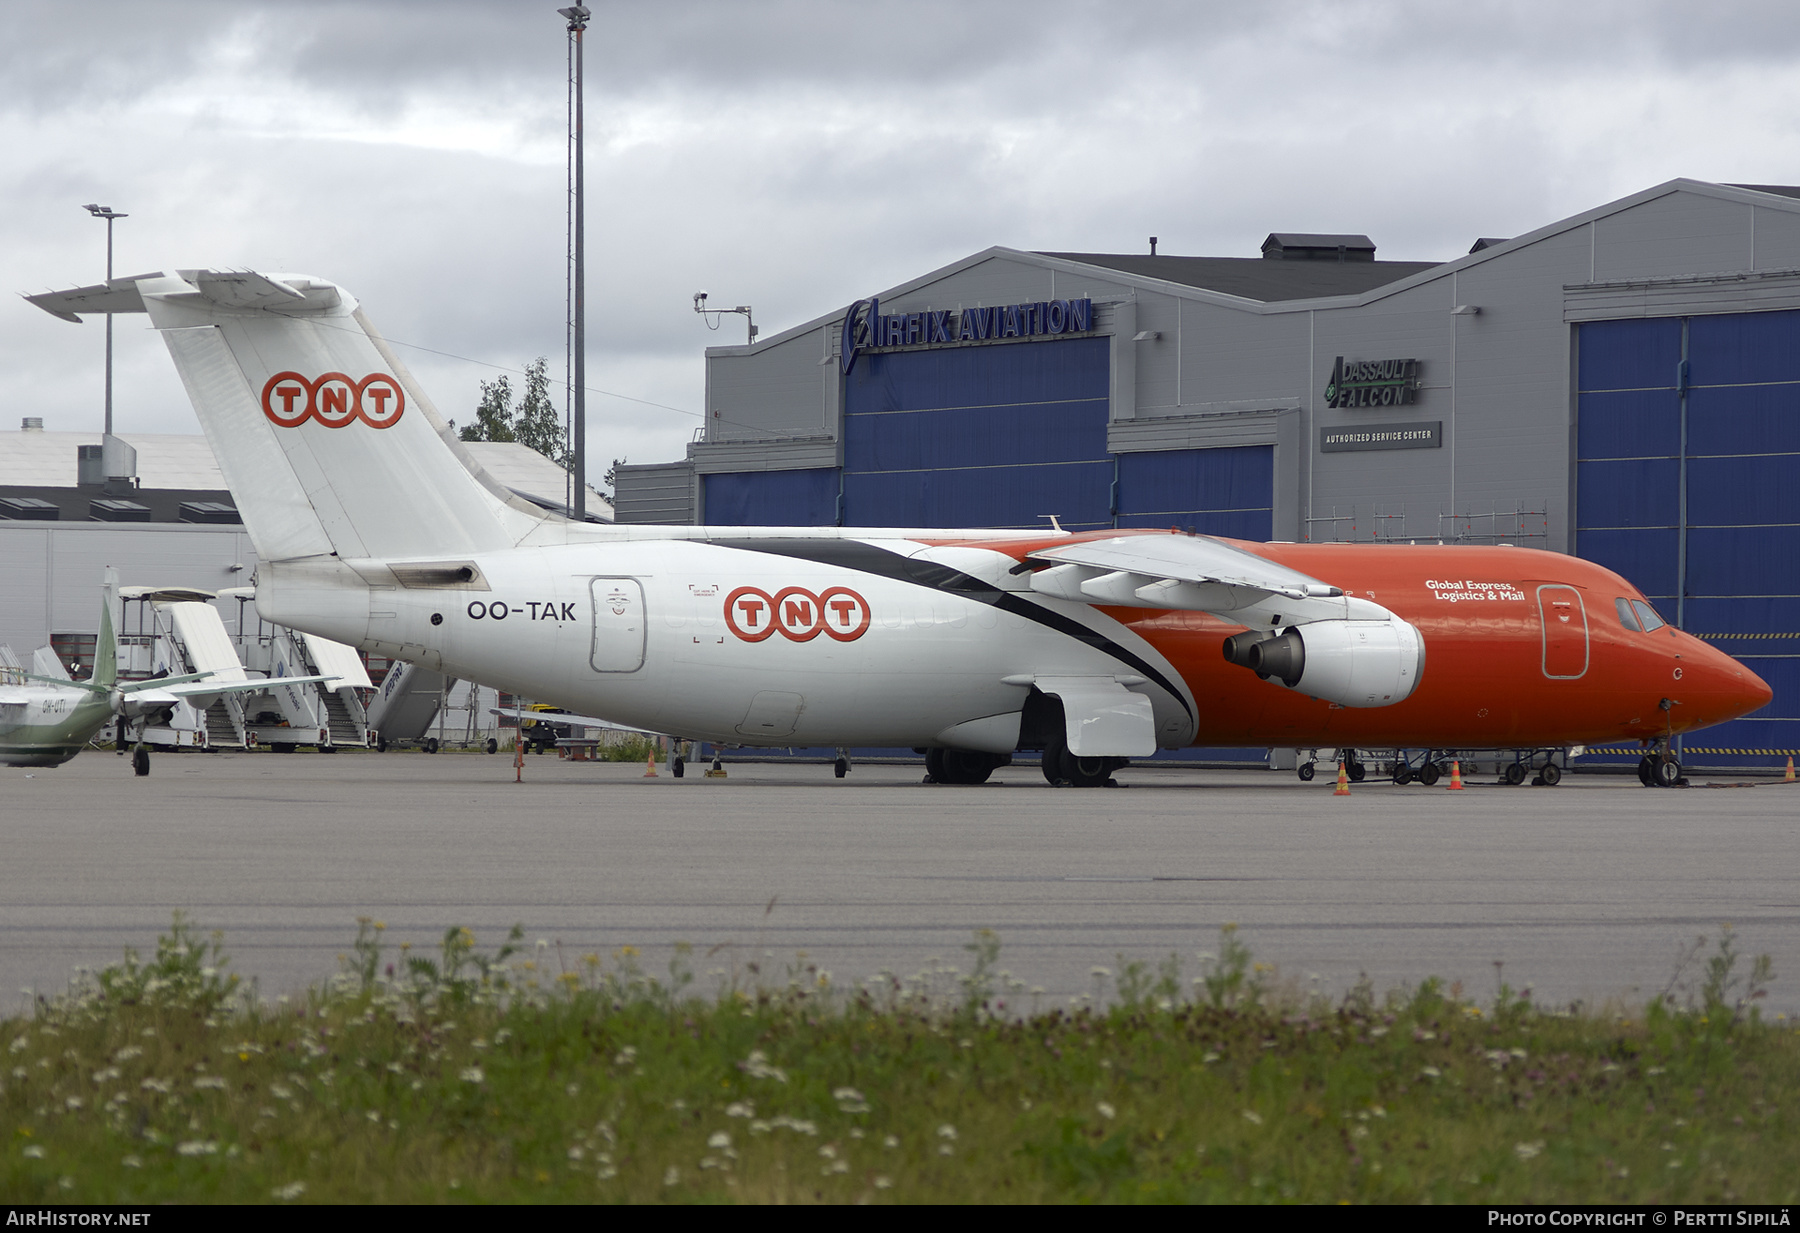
xmin=1116 ymin=446 xmax=1273 ymax=540
xmin=1576 ymin=313 xmax=1796 ymax=766
xmin=702 ymin=468 xmax=837 ymax=526
xmin=842 ymin=337 xmax=1112 ymax=529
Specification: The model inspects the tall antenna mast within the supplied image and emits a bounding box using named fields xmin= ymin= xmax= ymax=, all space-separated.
xmin=558 ymin=5 xmax=591 ymax=522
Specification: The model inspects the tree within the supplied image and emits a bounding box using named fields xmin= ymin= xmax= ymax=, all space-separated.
xmin=458 ymin=358 xmax=569 ymax=470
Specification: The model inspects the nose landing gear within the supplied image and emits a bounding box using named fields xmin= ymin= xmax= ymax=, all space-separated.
xmin=1638 ymin=750 xmax=1685 ymax=787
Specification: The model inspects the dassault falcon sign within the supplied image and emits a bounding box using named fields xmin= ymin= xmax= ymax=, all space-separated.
xmin=1323 ymin=356 xmax=1422 ymax=408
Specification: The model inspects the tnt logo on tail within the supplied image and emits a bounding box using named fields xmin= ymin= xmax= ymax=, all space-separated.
xmin=261 ymin=372 xmax=405 ymax=429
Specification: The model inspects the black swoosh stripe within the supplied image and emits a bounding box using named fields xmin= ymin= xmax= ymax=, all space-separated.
xmin=708 ymin=537 xmax=1194 ymax=722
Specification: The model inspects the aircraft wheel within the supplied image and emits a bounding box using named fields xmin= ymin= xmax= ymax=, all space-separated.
xmin=1040 ymin=747 xmax=1063 ymax=785
xmin=1653 ymin=757 xmax=1682 ymax=788
xmin=132 ymin=748 xmax=150 ymax=777
xmin=1419 ymin=762 xmax=1442 ymax=787
xmin=424 ymin=737 xmax=439 ymax=754
xmin=924 ymin=748 xmax=947 ymax=783
xmin=1540 ymin=762 xmax=1562 ymax=787
xmin=534 ymin=743 xmax=546 ymax=755
xmin=1392 ymin=765 xmax=1413 ymax=786
xmin=671 ymin=756 xmax=685 ymax=779
xmin=485 ymin=737 xmax=498 ymax=755
xmin=1297 ymin=762 xmax=1315 ymax=782
xmin=1346 ymin=759 xmax=1366 ymax=783
xmin=1503 ymin=762 xmax=1527 ymax=786
xmin=1058 ymin=749 xmax=1116 ymax=788
xmin=944 ymin=749 xmax=999 ymax=785
xmin=1637 ymin=756 xmax=1656 ymax=786
xmin=833 ymin=756 xmax=848 ymax=780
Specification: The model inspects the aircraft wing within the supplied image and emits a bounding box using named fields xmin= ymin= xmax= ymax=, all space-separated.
xmin=124 ymin=674 xmax=340 ymax=707
xmin=1023 ymin=533 xmax=1362 ymax=628
xmin=490 ymin=708 xmax=657 ymax=736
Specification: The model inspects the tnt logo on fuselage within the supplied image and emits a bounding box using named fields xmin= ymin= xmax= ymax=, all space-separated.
xmin=725 ymin=586 xmax=870 ymax=643
xmin=261 ymin=371 xmax=406 ymax=429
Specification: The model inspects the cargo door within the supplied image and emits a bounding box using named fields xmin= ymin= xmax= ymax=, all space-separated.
xmin=1537 ymin=584 xmax=1589 ymax=679
xmin=590 ymin=578 xmax=646 ymax=673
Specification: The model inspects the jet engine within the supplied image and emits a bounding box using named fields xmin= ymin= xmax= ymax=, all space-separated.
xmin=1222 ymin=613 xmax=1425 ymax=708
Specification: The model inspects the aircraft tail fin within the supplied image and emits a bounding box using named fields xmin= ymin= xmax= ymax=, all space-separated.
xmin=27 ymin=271 xmax=551 ymax=563
xmin=93 ymin=602 xmax=118 ymax=691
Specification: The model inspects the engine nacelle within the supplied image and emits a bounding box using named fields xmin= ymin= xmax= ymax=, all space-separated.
xmin=1223 ymin=614 xmax=1425 ymax=708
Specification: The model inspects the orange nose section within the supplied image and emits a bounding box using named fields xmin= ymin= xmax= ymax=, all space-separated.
xmin=1683 ymin=638 xmax=1774 ymax=729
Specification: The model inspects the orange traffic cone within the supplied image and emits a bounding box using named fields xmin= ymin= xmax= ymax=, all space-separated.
xmin=643 ymin=752 xmax=659 ymax=778
xmin=1446 ymin=760 xmax=1465 ymax=790
xmin=1333 ymin=761 xmax=1351 ymax=796
xmin=1786 ymin=756 xmax=1795 ymax=783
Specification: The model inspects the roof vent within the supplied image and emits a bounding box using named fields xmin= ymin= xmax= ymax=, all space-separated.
xmin=20 ymin=417 xmax=43 ymax=432
xmin=88 ymin=498 xmax=151 ymax=523
xmin=1260 ymin=233 xmax=1376 ymax=262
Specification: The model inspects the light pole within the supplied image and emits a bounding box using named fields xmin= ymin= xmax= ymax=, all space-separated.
xmin=558 ymin=5 xmax=590 ymax=522
xmin=83 ymin=203 xmax=127 ymax=438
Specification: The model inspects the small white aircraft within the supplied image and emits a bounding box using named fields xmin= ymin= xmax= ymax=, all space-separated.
xmin=24 ymin=269 xmax=1770 ymax=787
xmin=1 ymin=599 xmax=338 ymax=775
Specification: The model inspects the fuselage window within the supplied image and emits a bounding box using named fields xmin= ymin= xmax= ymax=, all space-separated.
xmin=1614 ymin=597 xmax=1642 ymax=632
xmin=1631 ymin=599 xmax=1667 ymax=632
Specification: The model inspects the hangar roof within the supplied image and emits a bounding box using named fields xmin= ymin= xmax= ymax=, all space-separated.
xmin=1033 ymin=252 xmax=1442 ymax=302
xmin=0 ymin=431 xmax=611 ymax=519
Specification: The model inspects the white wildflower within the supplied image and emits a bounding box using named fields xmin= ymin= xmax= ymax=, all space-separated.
xmin=176 ymin=1141 xmax=218 ymax=1157
xmin=1096 ymin=1101 xmax=1116 ymax=1120
xmin=272 ymin=1181 xmax=306 ymax=1200
xmin=1242 ymin=1110 xmax=1263 ymax=1125
xmin=459 ymin=1066 xmax=485 ymax=1083
xmin=743 ymin=1050 xmax=788 ymax=1083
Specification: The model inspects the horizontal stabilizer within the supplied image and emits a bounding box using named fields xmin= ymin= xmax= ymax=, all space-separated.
xmin=23 ymin=276 xmax=157 ymax=321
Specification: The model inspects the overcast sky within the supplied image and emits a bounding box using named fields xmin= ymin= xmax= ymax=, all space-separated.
xmin=6 ymin=0 xmax=1800 ymax=479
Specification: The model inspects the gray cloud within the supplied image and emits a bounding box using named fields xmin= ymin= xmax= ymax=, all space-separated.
xmin=6 ymin=0 xmax=1800 ymax=478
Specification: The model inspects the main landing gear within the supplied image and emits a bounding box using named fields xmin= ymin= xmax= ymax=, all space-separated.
xmin=1036 ymin=734 xmax=1124 ymax=788
xmin=924 ymin=747 xmax=1012 ymax=785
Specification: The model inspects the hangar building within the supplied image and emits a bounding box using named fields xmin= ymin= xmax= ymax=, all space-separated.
xmin=614 ymin=178 xmax=1800 ymax=769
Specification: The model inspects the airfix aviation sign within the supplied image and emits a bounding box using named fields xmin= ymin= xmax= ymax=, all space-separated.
xmin=261 ymin=371 xmax=406 ymax=428
xmin=840 ymin=295 xmax=1094 ymax=374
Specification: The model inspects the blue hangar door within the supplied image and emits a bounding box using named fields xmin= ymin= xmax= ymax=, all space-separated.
xmin=1576 ymin=312 xmax=1796 ymax=768
xmin=842 ymin=337 xmax=1113 ymax=529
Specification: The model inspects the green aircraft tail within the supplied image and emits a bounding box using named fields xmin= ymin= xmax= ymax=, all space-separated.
xmin=93 ymin=601 xmax=118 ymax=690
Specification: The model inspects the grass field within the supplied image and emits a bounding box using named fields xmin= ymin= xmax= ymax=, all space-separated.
xmin=2 ymin=918 xmax=1793 ymax=1204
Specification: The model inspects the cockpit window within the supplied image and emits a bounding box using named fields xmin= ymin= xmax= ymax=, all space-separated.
xmin=1614 ymin=598 xmax=1642 ymax=632
xmin=1631 ymin=599 xmax=1667 ymax=632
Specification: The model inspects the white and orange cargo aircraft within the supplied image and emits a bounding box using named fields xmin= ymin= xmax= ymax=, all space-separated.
xmin=28 ymin=270 xmax=1771 ymax=787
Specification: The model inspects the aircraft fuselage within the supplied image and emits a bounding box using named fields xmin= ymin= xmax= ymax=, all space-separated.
xmin=257 ymin=533 xmax=1769 ymax=754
